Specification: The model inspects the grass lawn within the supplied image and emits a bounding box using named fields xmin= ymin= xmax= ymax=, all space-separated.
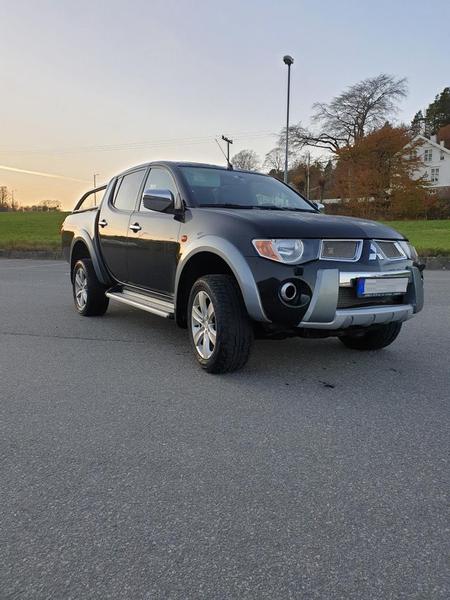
xmin=0 ymin=212 xmax=449 ymax=255
xmin=382 ymin=220 xmax=450 ymax=256
xmin=0 ymin=211 xmax=68 ymax=251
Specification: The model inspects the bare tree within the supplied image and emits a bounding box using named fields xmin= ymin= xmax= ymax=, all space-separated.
xmin=285 ymin=74 xmax=408 ymax=153
xmin=231 ymin=149 xmax=260 ymax=171
xmin=263 ymin=146 xmax=289 ymax=173
xmin=0 ymin=186 xmax=10 ymax=211
xmin=42 ymin=199 xmax=61 ymax=212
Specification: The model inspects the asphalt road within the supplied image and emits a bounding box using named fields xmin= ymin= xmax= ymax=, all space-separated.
xmin=0 ymin=260 xmax=449 ymax=599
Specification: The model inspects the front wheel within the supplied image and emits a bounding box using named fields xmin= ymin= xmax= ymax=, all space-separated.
xmin=188 ymin=275 xmax=253 ymax=374
xmin=72 ymin=259 xmax=109 ymax=316
xmin=339 ymin=322 xmax=403 ymax=350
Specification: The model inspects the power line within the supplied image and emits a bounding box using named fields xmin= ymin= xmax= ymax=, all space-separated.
xmin=0 ymin=130 xmax=276 ymax=156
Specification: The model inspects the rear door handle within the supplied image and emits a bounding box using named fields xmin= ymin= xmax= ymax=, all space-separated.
xmin=129 ymin=223 xmax=142 ymax=232
xmin=98 ymin=219 xmax=108 ymax=228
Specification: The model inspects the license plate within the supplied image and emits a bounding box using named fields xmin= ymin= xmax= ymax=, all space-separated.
xmin=356 ymin=277 xmax=408 ymax=297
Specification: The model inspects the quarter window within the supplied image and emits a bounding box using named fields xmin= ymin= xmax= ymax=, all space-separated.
xmin=112 ymin=169 xmax=146 ymax=211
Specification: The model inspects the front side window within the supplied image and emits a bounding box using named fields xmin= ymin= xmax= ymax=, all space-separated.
xmin=179 ymin=167 xmax=315 ymax=212
xmin=140 ymin=167 xmax=178 ymax=210
xmin=112 ymin=169 xmax=146 ymax=211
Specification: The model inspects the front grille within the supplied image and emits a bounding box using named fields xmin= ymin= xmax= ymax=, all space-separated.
xmin=374 ymin=240 xmax=406 ymax=260
xmin=320 ymin=240 xmax=362 ymax=261
xmin=337 ymin=287 xmax=404 ymax=309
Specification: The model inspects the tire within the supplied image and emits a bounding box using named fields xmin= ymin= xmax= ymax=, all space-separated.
xmin=339 ymin=322 xmax=402 ymax=350
xmin=187 ymin=275 xmax=253 ymax=374
xmin=72 ymin=258 xmax=109 ymax=316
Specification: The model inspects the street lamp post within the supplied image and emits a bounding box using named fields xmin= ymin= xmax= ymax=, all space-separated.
xmin=283 ymin=55 xmax=294 ymax=184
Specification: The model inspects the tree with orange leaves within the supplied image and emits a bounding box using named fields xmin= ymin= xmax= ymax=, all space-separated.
xmin=331 ymin=125 xmax=428 ymax=219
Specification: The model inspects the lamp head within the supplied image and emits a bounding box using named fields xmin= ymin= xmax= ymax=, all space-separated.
xmin=283 ymin=55 xmax=294 ymax=66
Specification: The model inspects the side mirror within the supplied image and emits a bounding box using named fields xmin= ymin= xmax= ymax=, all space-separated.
xmin=312 ymin=201 xmax=325 ymax=212
xmin=142 ymin=189 xmax=174 ymax=212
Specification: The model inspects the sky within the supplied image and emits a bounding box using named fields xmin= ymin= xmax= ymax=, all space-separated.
xmin=0 ymin=0 xmax=449 ymax=210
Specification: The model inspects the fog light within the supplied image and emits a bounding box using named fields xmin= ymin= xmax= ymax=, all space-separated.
xmin=280 ymin=282 xmax=297 ymax=302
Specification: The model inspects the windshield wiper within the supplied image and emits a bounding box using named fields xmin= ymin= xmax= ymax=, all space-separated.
xmin=255 ymin=205 xmax=314 ymax=212
xmin=198 ymin=203 xmax=314 ymax=212
xmin=199 ymin=203 xmax=256 ymax=209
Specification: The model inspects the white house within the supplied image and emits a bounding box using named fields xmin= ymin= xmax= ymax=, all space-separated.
xmin=411 ymin=134 xmax=450 ymax=193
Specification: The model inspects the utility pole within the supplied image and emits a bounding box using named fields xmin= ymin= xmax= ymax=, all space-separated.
xmin=93 ymin=172 xmax=99 ymax=204
xmin=283 ymin=55 xmax=294 ymax=184
xmin=221 ymin=135 xmax=233 ymax=168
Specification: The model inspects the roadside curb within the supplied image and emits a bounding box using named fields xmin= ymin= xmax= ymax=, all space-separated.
xmin=0 ymin=249 xmax=63 ymax=260
xmin=421 ymin=256 xmax=449 ymax=270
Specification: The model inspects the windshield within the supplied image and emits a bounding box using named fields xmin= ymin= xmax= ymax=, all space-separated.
xmin=179 ymin=167 xmax=315 ymax=212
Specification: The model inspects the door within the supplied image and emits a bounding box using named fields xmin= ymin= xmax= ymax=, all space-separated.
xmin=126 ymin=166 xmax=181 ymax=295
xmin=98 ymin=168 xmax=147 ymax=282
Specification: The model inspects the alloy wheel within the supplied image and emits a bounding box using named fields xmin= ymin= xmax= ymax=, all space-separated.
xmin=191 ymin=290 xmax=217 ymax=359
xmin=74 ymin=267 xmax=88 ymax=310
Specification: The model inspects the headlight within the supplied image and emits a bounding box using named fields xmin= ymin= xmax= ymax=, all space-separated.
xmin=253 ymin=239 xmax=305 ymax=264
xmin=398 ymin=241 xmax=419 ymax=262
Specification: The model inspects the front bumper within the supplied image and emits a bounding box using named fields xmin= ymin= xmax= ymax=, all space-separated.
xmin=301 ymin=303 xmax=414 ymax=330
xmin=299 ymin=267 xmax=423 ymax=330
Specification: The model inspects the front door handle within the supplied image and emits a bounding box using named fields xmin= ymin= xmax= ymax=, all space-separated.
xmin=98 ymin=219 xmax=108 ymax=228
xmin=129 ymin=223 xmax=142 ymax=232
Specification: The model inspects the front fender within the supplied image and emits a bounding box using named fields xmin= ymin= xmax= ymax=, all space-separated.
xmin=175 ymin=236 xmax=269 ymax=322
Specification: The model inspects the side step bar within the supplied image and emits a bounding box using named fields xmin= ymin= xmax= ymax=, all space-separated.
xmin=106 ymin=288 xmax=174 ymax=319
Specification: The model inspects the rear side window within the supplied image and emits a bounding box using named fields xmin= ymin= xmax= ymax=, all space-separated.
xmin=74 ymin=187 xmax=106 ymax=211
xmin=112 ymin=169 xmax=146 ymax=211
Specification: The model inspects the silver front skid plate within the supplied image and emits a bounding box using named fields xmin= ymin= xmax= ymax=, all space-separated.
xmin=300 ymin=304 xmax=414 ymax=330
xmin=299 ymin=267 xmax=422 ymax=330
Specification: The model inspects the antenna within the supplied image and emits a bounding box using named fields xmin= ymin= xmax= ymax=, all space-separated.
xmin=215 ymin=138 xmax=229 ymax=163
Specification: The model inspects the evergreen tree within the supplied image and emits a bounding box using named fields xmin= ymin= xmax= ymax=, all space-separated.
xmin=411 ymin=110 xmax=425 ymax=136
xmin=425 ymin=87 xmax=450 ymax=134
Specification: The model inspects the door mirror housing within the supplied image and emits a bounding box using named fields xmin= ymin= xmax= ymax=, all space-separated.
xmin=312 ymin=201 xmax=325 ymax=212
xmin=142 ymin=189 xmax=175 ymax=212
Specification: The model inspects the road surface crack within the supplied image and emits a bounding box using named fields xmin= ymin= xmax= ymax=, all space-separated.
xmin=0 ymin=331 xmax=148 ymax=344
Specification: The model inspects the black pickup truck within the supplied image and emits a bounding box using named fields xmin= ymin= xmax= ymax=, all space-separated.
xmin=61 ymin=161 xmax=424 ymax=373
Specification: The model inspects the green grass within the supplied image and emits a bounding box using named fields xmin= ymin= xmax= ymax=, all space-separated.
xmin=382 ymin=220 xmax=450 ymax=256
xmin=0 ymin=211 xmax=68 ymax=251
xmin=0 ymin=212 xmax=449 ymax=256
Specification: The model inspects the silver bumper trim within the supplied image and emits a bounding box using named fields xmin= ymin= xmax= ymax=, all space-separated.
xmin=300 ymin=304 xmax=414 ymax=330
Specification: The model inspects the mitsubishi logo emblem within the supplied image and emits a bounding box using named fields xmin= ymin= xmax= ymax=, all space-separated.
xmin=369 ymin=242 xmax=384 ymax=261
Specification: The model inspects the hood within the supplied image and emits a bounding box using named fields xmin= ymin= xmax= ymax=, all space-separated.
xmin=202 ymin=208 xmax=404 ymax=240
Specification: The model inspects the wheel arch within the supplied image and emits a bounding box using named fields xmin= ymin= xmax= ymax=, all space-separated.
xmin=70 ymin=232 xmax=110 ymax=285
xmin=175 ymin=239 xmax=269 ymax=327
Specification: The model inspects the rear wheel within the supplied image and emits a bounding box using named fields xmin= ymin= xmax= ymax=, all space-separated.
xmin=72 ymin=259 xmax=109 ymax=316
xmin=339 ymin=322 xmax=402 ymax=350
xmin=188 ymin=275 xmax=253 ymax=374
